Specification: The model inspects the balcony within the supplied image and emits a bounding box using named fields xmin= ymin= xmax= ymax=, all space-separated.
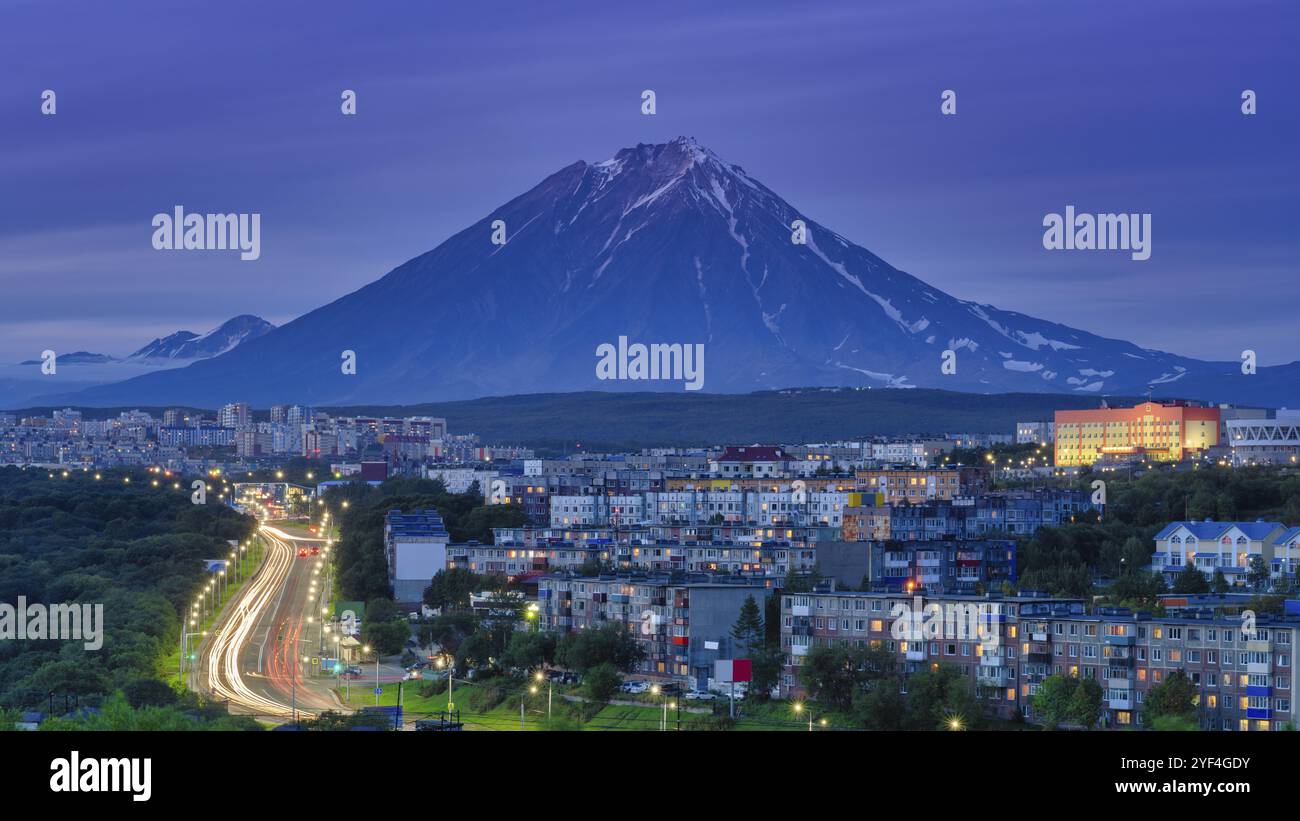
xmin=1104 ymin=633 xmax=1135 ymax=647
xmin=976 ymin=670 xmax=1003 ymax=686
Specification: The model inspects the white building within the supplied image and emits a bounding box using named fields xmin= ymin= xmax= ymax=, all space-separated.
xmin=384 ymin=509 xmax=450 ymax=604
xmin=550 ymin=494 xmax=645 ymax=526
xmin=1015 ymin=421 xmax=1055 ymax=445
xmin=1227 ymin=410 xmax=1300 ymax=466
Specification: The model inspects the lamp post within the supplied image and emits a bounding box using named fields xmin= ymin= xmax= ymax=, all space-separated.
xmin=534 ymin=670 xmax=551 ymax=724
xmin=650 ymin=684 xmax=663 ymax=731
xmin=793 ymin=701 xmax=824 ymax=732
xmin=364 ymin=644 xmax=379 ymax=706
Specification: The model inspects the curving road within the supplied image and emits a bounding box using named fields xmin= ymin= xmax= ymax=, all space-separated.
xmin=192 ymin=522 xmax=344 ymax=722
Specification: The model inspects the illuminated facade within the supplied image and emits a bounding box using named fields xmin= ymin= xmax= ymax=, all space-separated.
xmin=1054 ymin=401 xmax=1220 ymax=467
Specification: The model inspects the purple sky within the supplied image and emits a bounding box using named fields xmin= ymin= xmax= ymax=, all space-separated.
xmin=1 ymin=0 xmax=1297 ymax=366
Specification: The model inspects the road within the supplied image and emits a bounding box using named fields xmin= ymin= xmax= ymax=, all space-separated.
xmin=192 ymin=521 xmax=344 ymax=722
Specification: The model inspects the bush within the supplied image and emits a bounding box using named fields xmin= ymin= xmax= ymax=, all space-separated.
xmin=465 ymin=682 xmax=508 ymax=713
xmin=581 ymin=663 xmax=622 ymax=703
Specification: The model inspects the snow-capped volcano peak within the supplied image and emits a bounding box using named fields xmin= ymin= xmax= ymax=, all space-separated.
xmin=54 ymin=140 xmax=1300 ymax=407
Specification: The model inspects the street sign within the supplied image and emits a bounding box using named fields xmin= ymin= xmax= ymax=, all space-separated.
xmin=374 ymin=687 xmax=383 ymax=695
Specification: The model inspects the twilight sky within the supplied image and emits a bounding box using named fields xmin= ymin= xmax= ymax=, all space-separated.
xmin=1 ymin=0 xmax=1297 ymax=366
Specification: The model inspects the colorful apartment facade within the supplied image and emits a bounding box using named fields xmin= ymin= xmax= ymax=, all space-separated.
xmin=853 ymin=466 xmax=990 ymax=504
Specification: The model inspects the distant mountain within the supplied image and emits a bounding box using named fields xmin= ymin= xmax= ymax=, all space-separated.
xmin=127 ymin=315 xmax=275 ymax=361
xmin=18 ymin=351 xmax=117 ymax=365
xmin=47 ymin=138 xmax=1300 ymax=407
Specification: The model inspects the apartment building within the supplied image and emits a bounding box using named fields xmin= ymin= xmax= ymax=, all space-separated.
xmin=384 ymin=509 xmax=450 ymax=603
xmin=854 ymin=467 xmax=989 ymax=505
xmin=779 ymin=590 xmax=1299 ymax=730
xmin=865 ymin=539 xmax=1017 ymax=593
xmin=537 ymin=573 xmax=772 ymax=688
xmin=780 ymin=590 xmax=1063 ymax=719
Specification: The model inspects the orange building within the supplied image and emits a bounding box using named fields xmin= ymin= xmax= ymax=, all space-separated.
xmin=1054 ymin=401 xmax=1220 ymax=466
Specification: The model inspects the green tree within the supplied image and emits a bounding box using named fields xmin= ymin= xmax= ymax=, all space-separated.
xmin=361 ymin=618 xmax=410 ymax=657
xmin=1211 ymin=569 xmax=1231 ymax=594
xmin=748 ymin=645 xmax=784 ymax=702
xmin=582 ymin=663 xmax=622 ymax=703
xmin=905 ymin=664 xmax=980 ymax=730
xmin=424 ymin=567 xmax=488 ymax=611
xmin=852 ymin=678 xmax=908 ymax=730
xmin=1145 ymin=670 xmax=1197 ymax=725
xmin=501 ymin=631 xmax=557 ymax=671
xmin=1066 ymin=677 xmax=1104 ymax=729
xmin=1172 ymin=564 xmax=1209 ymax=595
xmin=1030 ymin=674 xmax=1077 ymax=730
xmin=1247 ymin=555 xmax=1271 ymax=592
xmin=796 ymin=644 xmax=858 ymax=710
xmin=731 ymin=595 xmax=764 ymax=656
xmin=555 ymin=622 xmax=645 ymax=673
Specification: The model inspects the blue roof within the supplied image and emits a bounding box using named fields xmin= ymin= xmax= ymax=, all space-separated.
xmin=1155 ymin=520 xmax=1285 ymax=541
xmin=1273 ymin=527 xmax=1300 ymax=546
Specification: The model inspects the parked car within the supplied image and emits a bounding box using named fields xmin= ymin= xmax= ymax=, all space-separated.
xmin=685 ymin=690 xmax=715 ymax=701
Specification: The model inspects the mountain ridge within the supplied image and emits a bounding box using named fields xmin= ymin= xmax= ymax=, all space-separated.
xmin=40 ymin=137 xmax=1300 ymax=408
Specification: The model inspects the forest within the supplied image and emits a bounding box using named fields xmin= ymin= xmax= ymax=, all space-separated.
xmin=0 ymin=466 xmax=256 ymax=718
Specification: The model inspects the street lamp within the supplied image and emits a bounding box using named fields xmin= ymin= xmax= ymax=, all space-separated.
xmin=793 ymin=701 xmax=820 ymax=732
xmin=364 ymin=644 xmax=380 ymax=705
xmin=534 ymin=670 xmax=552 ymax=724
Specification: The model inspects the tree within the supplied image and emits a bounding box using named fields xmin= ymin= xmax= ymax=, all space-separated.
xmin=361 ymin=618 xmax=410 ymax=657
xmin=796 ymin=645 xmax=858 ymax=710
xmin=905 ymin=664 xmax=980 ymax=731
xmin=1030 ymin=674 xmax=1077 ymax=730
xmin=582 ymin=663 xmax=622 ymax=703
xmin=1211 ymin=569 xmax=1231 ymax=594
xmin=422 ymin=611 xmax=478 ymax=655
xmin=1066 ymin=677 xmax=1104 ymax=729
xmin=1172 ymin=564 xmax=1209 ymax=595
xmin=501 ymin=631 xmax=557 ymax=671
xmin=123 ymin=679 xmax=178 ymax=710
xmin=1145 ymin=670 xmax=1197 ymax=725
xmin=555 ymin=622 xmax=645 ymax=673
xmin=457 ymin=629 xmax=496 ymax=671
xmin=424 ymin=567 xmax=488 ymax=611
xmin=748 ymin=646 xmax=784 ymax=701
xmin=731 ymin=595 xmax=764 ymax=656
xmin=852 ymin=679 xmax=908 ymax=730
xmin=1109 ymin=571 xmax=1167 ymax=609
xmin=1148 ymin=714 xmax=1199 ymax=731
xmin=1248 ymin=555 xmax=1271 ymax=592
